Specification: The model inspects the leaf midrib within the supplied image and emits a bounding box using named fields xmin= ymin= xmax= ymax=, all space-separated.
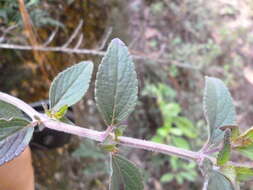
xmin=52 ymin=65 xmax=86 ymax=109
xmin=111 ymin=45 xmax=120 ymax=125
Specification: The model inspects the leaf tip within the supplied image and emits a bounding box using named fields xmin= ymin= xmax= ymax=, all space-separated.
xmin=111 ymin=38 xmax=125 ymax=46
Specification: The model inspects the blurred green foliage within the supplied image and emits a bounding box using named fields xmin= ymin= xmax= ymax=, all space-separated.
xmin=0 ymin=0 xmax=63 ymax=27
xmin=72 ymin=140 xmax=108 ymax=177
xmin=143 ymin=83 xmax=198 ymax=185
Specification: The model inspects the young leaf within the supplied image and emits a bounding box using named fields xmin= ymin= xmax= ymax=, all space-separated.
xmin=0 ymin=100 xmax=34 ymax=165
xmin=49 ymin=61 xmax=93 ymax=111
xmin=203 ymin=170 xmax=235 ymax=190
xmin=235 ymin=144 xmax=253 ymax=161
xmin=234 ymin=166 xmax=253 ymax=181
xmin=232 ymin=127 xmax=253 ymax=160
xmin=217 ymin=129 xmax=231 ymax=166
xmin=233 ymin=126 xmax=253 ymax=148
xmin=110 ymin=154 xmax=144 ymax=190
xmin=95 ymin=38 xmax=138 ymax=125
xmin=203 ymin=77 xmax=236 ymax=146
xmin=0 ymin=117 xmax=30 ymax=141
xmin=53 ymin=105 xmax=68 ymax=119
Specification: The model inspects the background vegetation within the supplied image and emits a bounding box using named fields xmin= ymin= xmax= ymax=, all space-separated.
xmin=0 ymin=0 xmax=253 ymax=189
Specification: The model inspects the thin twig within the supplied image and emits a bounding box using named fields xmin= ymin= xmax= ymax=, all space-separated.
xmin=97 ymin=27 xmax=112 ymax=50
xmin=0 ymin=43 xmax=197 ymax=69
xmin=0 ymin=24 xmax=18 ymax=42
xmin=0 ymin=43 xmax=105 ymax=56
xmin=63 ymin=20 xmax=83 ymax=48
xmin=43 ymin=27 xmax=59 ymax=46
xmin=74 ymin=34 xmax=84 ymax=49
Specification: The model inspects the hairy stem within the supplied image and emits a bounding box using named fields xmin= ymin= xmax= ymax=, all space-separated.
xmin=0 ymin=92 xmax=204 ymax=161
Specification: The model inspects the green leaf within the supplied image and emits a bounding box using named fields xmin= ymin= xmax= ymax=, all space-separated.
xmin=217 ymin=129 xmax=231 ymax=166
xmin=174 ymin=117 xmax=197 ymax=138
xmin=110 ymin=154 xmax=144 ymax=190
xmin=0 ymin=117 xmax=30 ymax=141
xmin=72 ymin=139 xmax=105 ymax=160
xmin=234 ymin=166 xmax=253 ymax=181
xmin=233 ymin=127 xmax=253 ymax=160
xmin=203 ymin=76 xmax=236 ymax=146
xmin=114 ymin=124 xmax=127 ymax=140
xmin=0 ymin=100 xmax=27 ymax=119
xmin=236 ymin=144 xmax=253 ymax=160
xmin=233 ymin=126 xmax=253 ymax=148
xmin=204 ymin=170 xmax=235 ymax=190
xmin=49 ymin=61 xmax=93 ymax=111
xmin=172 ymin=136 xmax=190 ymax=149
xmin=0 ymin=100 xmax=34 ymax=165
xmin=95 ymin=38 xmax=138 ymax=125
xmin=160 ymin=173 xmax=174 ymax=183
xmin=53 ymin=105 xmax=68 ymax=119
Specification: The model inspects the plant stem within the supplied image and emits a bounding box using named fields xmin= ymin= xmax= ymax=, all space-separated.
xmin=40 ymin=114 xmax=201 ymax=160
xmin=118 ymin=136 xmax=201 ymax=161
xmin=0 ymin=92 xmax=204 ymax=161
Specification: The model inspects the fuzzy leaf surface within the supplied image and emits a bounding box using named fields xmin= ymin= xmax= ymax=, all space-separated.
xmin=0 ymin=100 xmax=34 ymax=165
xmin=110 ymin=154 xmax=144 ymax=190
xmin=204 ymin=171 xmax=235 ymax=190
xmin=95 ymin=38 xmax=138 ymax=125
xmin=203 ymin=77 xmax=236 ymax=146
xmin=0 ymin=118 xmax=30 ymax=141
xmin=49 ymin=61 xmax=93 ymax=111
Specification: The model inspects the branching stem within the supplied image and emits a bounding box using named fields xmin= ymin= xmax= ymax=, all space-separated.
xmin=0 ymin=92 xmax=225 ymax=163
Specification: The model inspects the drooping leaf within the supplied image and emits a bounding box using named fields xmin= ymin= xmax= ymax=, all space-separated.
xmin=203 ymin=77 xmax=236 ymax=146
xmin=49 ymin=61 xmax=93 ymax=111
xmin=110 ymin=154 xmax=144 ymax=190
xmin=217 ymin=129 xmax=231 ymax=166
xmin=0 ymin=100 xmax=26 ymax=119
xmin=0 ymin=100 xmax=34 ymax=165
xmin=204 ymin=170 xmax=235 ymax=190
xmin=0 ymin=118 xmax=30 ymax=141
xmin=95 ymin=38 xmax=138 ymax=125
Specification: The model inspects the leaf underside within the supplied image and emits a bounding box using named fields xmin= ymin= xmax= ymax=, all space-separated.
xmin=0 ymin=118 xmax=30 ymax=141
xmin=0 ymin=100 xmax=33 ymax=165
xmin=110 ymin=154 xmax=144 ymax=190
xmin=203 ymin=77 xmax=236 ymax=146
xmin=205 ymin=171 xmax=235 ymax=190
xmin=95 ymin=38 xmax=138 ymax=125
xmin=49 ymin=61 xmax=93 ymax=111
